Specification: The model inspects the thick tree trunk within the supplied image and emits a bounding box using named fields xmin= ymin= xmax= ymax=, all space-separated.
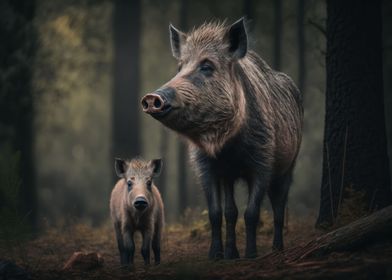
xmin=297 ymin=0 xmax=306 ymax=94
xmin=112 ymin=0 xmax=141 ymax=166
xmin=0 ymin=1 xmax=37 ymax=229
xmin=273 ymin=0 xmax=282 ymax=71
xmin=158 ymin=129 xmax=168 ymax=201
xmin=243 ymin=0 xmax=253 ymax=20
xmin=317 ymin=0 xmax=391 ymax=227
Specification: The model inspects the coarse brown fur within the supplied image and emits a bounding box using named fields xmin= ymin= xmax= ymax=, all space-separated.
xmin=142 ymin=18 xmax=303 ymax=259
xmin=110 ymin=158 xmax=164 ymax=265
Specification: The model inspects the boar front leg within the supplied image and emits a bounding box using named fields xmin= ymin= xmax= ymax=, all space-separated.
xmin=122 ymin=226 xmax=135 ymax=266
xmin=114 ymin=222 xmax=126 ymax=266
xmin=203 ymin=176 xmax=223 ymax=260
xmin=223 ymin=180 xmax=239 ymax=259
xmin=152 ymin=226 xmax=161 ymax=264
xmin=141 ymin=230 xmax=152 ymax=265
xmin=115 ymin=223 xmax=135 ymax=266
xmin=244 ymin=175 xmax=267 ymax=258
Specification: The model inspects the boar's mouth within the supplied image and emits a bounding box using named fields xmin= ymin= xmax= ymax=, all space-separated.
xmin=149 ymin=104 xmax=173 ymax=119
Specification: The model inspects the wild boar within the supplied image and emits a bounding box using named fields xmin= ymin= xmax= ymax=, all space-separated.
xmin=141 ymin=18 xmax=303 ymax=259
xmin=110 ymin=158 xmax=164 ymax=265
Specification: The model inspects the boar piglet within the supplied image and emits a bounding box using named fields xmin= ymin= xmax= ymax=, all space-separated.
xmin=110 ymin=158 xmax=164 ymax=266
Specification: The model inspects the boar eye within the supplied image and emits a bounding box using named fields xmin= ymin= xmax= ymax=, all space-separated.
xmin=199 ymin=60 xmax=214 ymax=76
xmin=177 ymin=64 xmax=182 ymax=72
xmin=127 ymin=180 xmax=133 ymax=192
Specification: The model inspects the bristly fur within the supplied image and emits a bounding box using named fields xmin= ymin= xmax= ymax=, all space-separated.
xmin=145 ymin=19 xmax=303 ymax=259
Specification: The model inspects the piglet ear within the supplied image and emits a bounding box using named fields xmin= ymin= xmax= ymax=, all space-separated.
xmin=149 ymin=159 xmax=163 ymax=177
xmin=114 ymin=158 xmax=127 ymax=178
xmin=226 ymin=17 xmax=248 ymax=59
xmin=169 ymin=24 xmax=186 ymax=59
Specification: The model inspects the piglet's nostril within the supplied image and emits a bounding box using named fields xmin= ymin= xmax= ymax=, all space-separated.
xmin=134 ymin=197 xmax=148 ymax=210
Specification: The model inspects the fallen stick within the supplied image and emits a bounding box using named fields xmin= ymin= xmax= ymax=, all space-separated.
xmin=260 ymin=205 xmax=392 ymax=263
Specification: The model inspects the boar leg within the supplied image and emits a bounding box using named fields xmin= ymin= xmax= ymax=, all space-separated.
xmin=122 ymin=226 xmax=135 ymax=265
xmin=204 ymin=178 xmax=223 ymax=259
xmin=152 ymin=226 xmax=161 ymax=264
xmin=141 ymin=230 xmax=152 ymax=265
xmin=244 ymin=177 xmax=267 ymax=258
xmin=268 ymin=173 xmax=291 ymax=251
xmin=224 ymin=181 xmax=239 ymax=259
xmin=114 ymin=222 xmax=125 ymax=265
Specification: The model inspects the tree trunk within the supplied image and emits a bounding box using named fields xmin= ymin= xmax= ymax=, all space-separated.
xmin=273 ymin=0 xmax=282 ymax=71
xmin=317 ymin=0 xmax=391 ymax=227
xmin=177 ymin=0 xmax=188 ymax=215
xmin=158 ymin=128 xmax=168 ymax=202
xmin=112 ymin=0 xmax=141 ymax=166
xmin=0 ymin=0 xmax=37 ymax=230
xmin=297 ymin=0 xmax=306 ymax=94
xmin=243 ymin=0 xmax=253 ymax=20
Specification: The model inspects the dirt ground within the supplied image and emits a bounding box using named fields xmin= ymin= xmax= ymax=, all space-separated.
xmin=1 ymin=211 xmax=392 ymax=280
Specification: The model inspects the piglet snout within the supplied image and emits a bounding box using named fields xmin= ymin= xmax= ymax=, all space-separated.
xmin=134 ymin=197 xmax=148 ymax=211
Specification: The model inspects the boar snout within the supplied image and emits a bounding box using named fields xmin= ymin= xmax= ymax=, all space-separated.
xmin=133 ymin=196 xmax=148 ymax=211
xmin=141 ymin=88 xmax=175 ymax=118
xmin=141 ymin=93 xmax=164 ymax=112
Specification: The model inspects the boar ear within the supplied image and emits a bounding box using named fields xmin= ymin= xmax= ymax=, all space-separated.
xmin=149 ymin=159 xmax=163 ymax=177
xmin=114 ymin=158 xmax=127 ymax=178
xmin=169 ymin=24 xmax=186 ymax=59
xmin=226 ymin=17 xmax=248 ymax=59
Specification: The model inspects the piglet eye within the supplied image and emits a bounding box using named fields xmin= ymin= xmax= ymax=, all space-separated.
xmin=127 ymin=180 xmax=132 ymax=191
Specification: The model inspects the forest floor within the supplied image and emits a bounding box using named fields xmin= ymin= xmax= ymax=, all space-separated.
xmin=1 ymin=210 xmax=392 ymax=280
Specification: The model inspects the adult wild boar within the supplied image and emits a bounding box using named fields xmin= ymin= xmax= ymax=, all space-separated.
xmin=110 ymin=158 xmax=164 ymax=265
xmin=141 ymin=18 xmax=303 ymax=259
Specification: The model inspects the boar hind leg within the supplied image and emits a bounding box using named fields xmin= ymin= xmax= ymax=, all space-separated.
xmin=244 ymin=177 xmax=267 ymax=258
xmin=204 ymin=179 xmax=223 ymax=259
xmin=268 ymin=173 xmax=291 ymax=251
xmin=152 ymin=227 xmax=161 ymax=264
xmin=224 ymin=181 xmax=239 ymax=259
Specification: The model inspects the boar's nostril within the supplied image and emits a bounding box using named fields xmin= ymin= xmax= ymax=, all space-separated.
xmin=141 ymin=93 xmax=166 ymax=113
xmin=142 ymin=99 xmax=149 ymax=110
xmin=153 ymin=98 xmax=162 ymax=109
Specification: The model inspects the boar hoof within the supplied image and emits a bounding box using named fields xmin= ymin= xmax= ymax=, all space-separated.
xmin=224 ymin=246 xmax=240 ymax=259
xmin=208 ymin=244 xmax=224 ymax=260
